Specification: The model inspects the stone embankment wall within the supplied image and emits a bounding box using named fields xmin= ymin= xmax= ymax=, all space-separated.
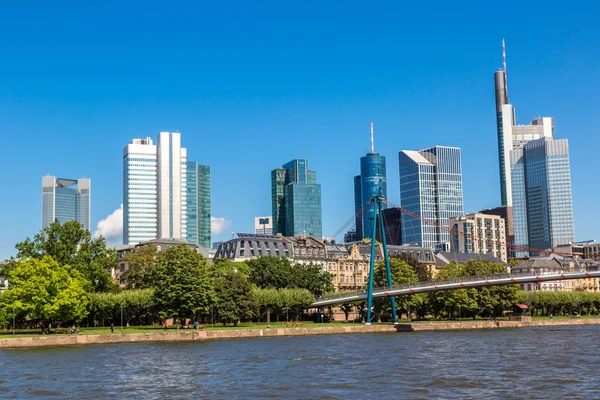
xmin=0 ymin=324 xmax=392 ymax=349
xmin=2 ymin=319 xmax=599 ymax=348
xmin=397 ymin=318 xmax=600 ymax=332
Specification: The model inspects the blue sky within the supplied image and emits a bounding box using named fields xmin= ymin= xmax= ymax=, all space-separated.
xmin=1 ymin=1 xmax=599 ymax=259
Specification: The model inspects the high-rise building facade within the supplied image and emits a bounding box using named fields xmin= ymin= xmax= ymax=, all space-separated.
xmin=494 ymin=40 xmax=554 ymax=207
xmin=157 ymin=132 xmax=187 ymax=240
xmin=399 ymin=146 xmax=464 ymax=249
xmin=42 ymin=176 xmax=91 ymax=231
xmin=354 ymin=157 xmax=387 ymax=240
xmin=271 ymin=159 xmax=322 ymax=238
xmin=510 ymin=137 xmax=574 ymax=256
xmin=353 ymin=122 xmax=387 ymax=241
xmin=186 ymin=162 xmax=211 ymax=248
xmin=123 ymin=137 xmax=158 ymax=244
xmin=449 ymin=213 xmax=507 ymax=263
xmin=123 ymin=132 xmax=203 ymax=245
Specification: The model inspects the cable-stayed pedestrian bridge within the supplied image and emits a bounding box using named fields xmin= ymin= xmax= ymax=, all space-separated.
xmin=311 ymin=270 xmax=600 ymax=307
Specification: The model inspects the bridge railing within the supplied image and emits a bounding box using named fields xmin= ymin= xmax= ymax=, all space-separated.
xmin=317 ymin=269 xmax=594 ymax=303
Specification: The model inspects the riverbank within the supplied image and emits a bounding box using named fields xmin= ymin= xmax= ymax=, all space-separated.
xmin=2 ymin=318 xmax=599 ymax=348
xmin=396 ymin=317 xmax=600 ymax=332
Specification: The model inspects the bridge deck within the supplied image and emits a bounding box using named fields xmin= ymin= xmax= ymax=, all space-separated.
xmin=312 ymin=271 xmax=600 ymax=307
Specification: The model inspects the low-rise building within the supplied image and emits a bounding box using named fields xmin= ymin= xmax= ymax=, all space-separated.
xmin=213 ymin=233 xmax=292 ymax=261
xmin=435 ymin=251 xmax=508 ymax=271
xmin=449 ymin=213 xmax=507 ymax=263
xmin=512 ymin=255 xmax=599 ymax=292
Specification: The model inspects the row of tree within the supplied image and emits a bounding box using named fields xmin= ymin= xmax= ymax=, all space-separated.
xmin=337 ymin=258 xmax=518 ymax=321
xmin=4 ymin=221 xmax=600 ymax=328
xmin=0 ymin=221 xmax=332 ymax=328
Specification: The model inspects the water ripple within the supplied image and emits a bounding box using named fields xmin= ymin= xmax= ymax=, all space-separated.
xmin=1 ymin=325 xmax=600 ymax=398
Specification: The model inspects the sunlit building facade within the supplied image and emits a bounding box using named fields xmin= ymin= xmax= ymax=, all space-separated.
xmin=42 ymin=176 xmax=91 ymax=231
xmin=271 ymin=159 xmax=322 ymax=238
xmin=511 ymin=137 xmax=574 ymax=256
xmin=354 ymin=152 xmax=387 ymax=240
xmin=186 ymin=162 xmax=211 ymax=248
xmin=399 ymin=146 xmax=464 ymax=249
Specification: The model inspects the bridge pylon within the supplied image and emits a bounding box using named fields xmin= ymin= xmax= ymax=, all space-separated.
xmin=366 ymin=194 xmax=397 ymax=324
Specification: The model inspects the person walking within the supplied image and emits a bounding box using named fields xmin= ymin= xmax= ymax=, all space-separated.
xmin=110 ymin=322 xmax=114 ymax=333
xmin=164 ymin=321 xmax=168 ymax=331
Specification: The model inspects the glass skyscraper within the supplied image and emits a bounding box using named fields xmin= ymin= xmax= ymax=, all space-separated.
xmin=186 ymin=162 xmax=211 ymax=248
xmin=354 ymin=153 xmax=387 ymax=240
xmin=271 ymin=159 xmax=322 ymax=238
xmin=510 ymin=137 xmax=574 ymax=256
xmin=42 ymin=176 xmax=91 ymax=231
xmin=399 ymin=146 xmax=464 ymax=249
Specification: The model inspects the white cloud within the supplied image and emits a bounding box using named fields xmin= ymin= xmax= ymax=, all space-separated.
xmin=211 ymin=217 xmax=232 ymax=235
xmin=94 ymin=204 xmax=123 ymax=241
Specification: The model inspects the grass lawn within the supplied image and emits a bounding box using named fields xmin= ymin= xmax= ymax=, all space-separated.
xmin=0 ymin=320 xmax=383 ymax=338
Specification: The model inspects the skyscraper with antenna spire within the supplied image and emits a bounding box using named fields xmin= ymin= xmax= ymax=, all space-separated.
xmin=354 ymin=122 xmax=387 ymax=241
xmin=494 ymin=39 xmax=554 ymax=207
xmin=493 ymin=39 xmax=574 ymax=257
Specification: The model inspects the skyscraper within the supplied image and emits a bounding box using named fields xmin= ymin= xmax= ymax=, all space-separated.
xmin=271 ymin=159 xmax=322 ymax=238
xmin=42 ymin=176 xmax=91 ymax=231
xmin=511 ymin=138 xmax=574 ymax=256
xmin=186 ymin=162 xmax=211 ymax=248
xmin=123 ymin=137 xmax=158 ymax=244
xmin=494 ymin=39 xmax=554 ymax=207
xmin=123 ymin=132 xmax=195 ymax=245
xmin=354 ymin=122 xmax=387 ymax=240
xmin=157 ymin=132 xmax=187 ymax=240
xmin=399 ymin=146 xmax=463 ymax=249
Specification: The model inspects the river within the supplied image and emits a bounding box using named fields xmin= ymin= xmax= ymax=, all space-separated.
xmin=2 ymin=325 xmax=599 ymax=399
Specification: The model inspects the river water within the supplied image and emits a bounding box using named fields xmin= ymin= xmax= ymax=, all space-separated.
xmin=2 ymin=325 xmax=600 ymax=399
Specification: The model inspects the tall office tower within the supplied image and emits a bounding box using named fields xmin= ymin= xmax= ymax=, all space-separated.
xmin=353 ymin=122 xmax=387 ymax=241
xmin=494 ymin=39 xmax=554 ymax=207
xmin=42 ymin=176 xmax=91 ymax=231
xmin=271 ymin=159 xmax=322 ymax=238
xmin=399 ymin=146 xmax=464 ymax=249
xmin=123 ymin=137 xmax=158 ymax=244
xmin=186 ymin=162 xmax=211 ymax=248
xmin=123 ymin=132 xmax=190 ymax=245
xmin=157 ymin=132 xmax=187 ymax=240
xmin=510 ymin=138 xmax=574 ymax=257
xmin=254 ymin=216 xmax=273 ymax=235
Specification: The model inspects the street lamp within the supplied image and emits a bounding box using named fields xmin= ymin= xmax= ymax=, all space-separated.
xmin=120 ymin=304 xmax=123 ymax=333
xmin=12 ymin=305 xmax=15 ymax=336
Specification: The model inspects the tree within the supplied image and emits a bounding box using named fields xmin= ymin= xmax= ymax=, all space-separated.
xmin=429 ymin=260 xmax=517 ymax=319
xmin=289 ymin=262 xmax=334 ymax=297
xmin=152 ymin=245 xmax=214 ymax=324
xmin=212 ymin=258 xmax=250 ymax=278
xmin=392 ymin=252 xmax=432 ymax=282
xmin=4 ymin=257 xmax=89 ymax=327
xmin=123 ymin=244 xmax=158 ymax=289
xmin=14 ymin=221 xmax=118 ymax=292
xmin=372 ymin=258 xmax=419 ymax=320
xmin=88 ymin=289 xmax=155 ymax=327
xmin=248 ymin=257 xmax=293 ymax=289
xmin=213 ymin=273 xmax=257 ymax=326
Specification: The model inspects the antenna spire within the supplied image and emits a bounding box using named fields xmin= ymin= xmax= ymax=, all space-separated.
xmin=502 ymin=38 xmax=509 ymax=101
xmin=370 ymin=121 xmax=374 ymax=153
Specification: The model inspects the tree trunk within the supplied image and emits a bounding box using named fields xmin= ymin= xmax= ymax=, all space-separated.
xmin=266 ymin=308 xmax=271 ymax=323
